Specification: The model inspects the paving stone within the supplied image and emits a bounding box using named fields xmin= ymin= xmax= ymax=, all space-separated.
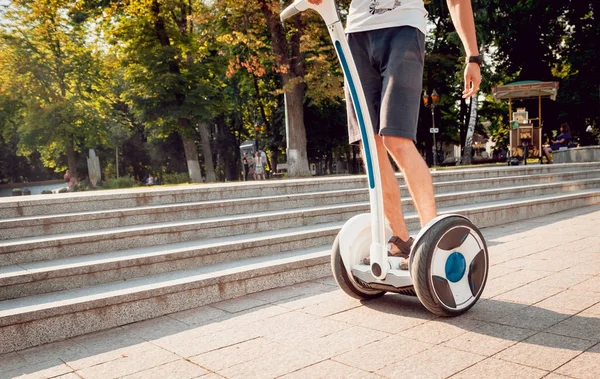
xmin=496 ymin=305 xmax=576 ymax=331
xmin=53 ymin=374 xmax=82 ymax=379
xmin=188 ymin=337 xmax=275 ymax=371
xmin=481 ymin=270 xmax=552 ymax=299
xmin=118 ymin=316 xmax=190 ymax=342
xmin=333 ymin=334 xmax=432 ymax=372
xmin=492 ymin=282 xmax=563 ymax=305
xmin=0 ymin=359 xmax=73 ymax=379
xmin=168 ymin=304 xmax=290 ymax=337
xmin=328 ymin=304 xmax=428 ymax=334
xmin=255 ymin=310 xmax=351 ymax=344
xmin=462 ymin=299 xmax=528 ymax=323
xmin=17 ymin=339 xmax=91 ymax=367
xmin=486 ymin=265 xmax=521 ymax=280
xmin=375 ymin=345 xmax=485 ymax=379
xmin=211 ymin=296 xmax=268 ymax=313
xmin=196 ymin=374 xmax=226 ymax=379
xmin=398 ymin=318 xmax=487 ymax=345
xmin=572 ymin=276 xmax=600 ymax=293
xmin=494 ymin=332 xmax=595 ymax=371
xmin=555 ymin=342 xmax=600 ymax=379
xmin=280 ymin=359 xmax=381 ymax=379
xmin=169 ymin=305 xmax=229 ymax=327
xmin=299 ymin=292 xmax=363 ymax=316
xmin=248 ymin=281 xmax=329 ymax=303
xmin=547 ymin=311 xmax=600 ymax=341
xmin=274 ymin=290 xmax=352 ymax=311
xmin=151 ymin=323 xmax=262 ymax=358
xmin=312 ymin=277 xmax=338 ymax=287
xmin=216 ymin=342 xmax=323 ymax=379
xmin=120 ymin=358 xmax=209 ymax=379
xmin=443 ymin=322 xmax=536 ymax=356
xmin=585 ymin=302 xmax=600 ymax=316
xmin=66 ymin=329 xmax=150 ymax=370
xmin=561 ymin=262 xmax=600 ymax=276
xmin=542 ymin=374 xmax=573 ymax=379
xmin=0 ymin=352 xmax=27 ymax=374
xmin=495 ymin=257 xmax=572 ymax=273
xmin=448 ymin=357 xmax=547 ymax=379
xmin=74 ymin=342 xmax=179 ymax=379
xmin=280 ymin=325 xmax=390 ymax=359
xmin=536 ymin=289 xmax=600 ymax=312
xmin=533 ymin=271 xmax=594 ymax=290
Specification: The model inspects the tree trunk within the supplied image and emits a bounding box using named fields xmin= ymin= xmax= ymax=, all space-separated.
xmin=182 ymin=137 xmax=203 ymax=183
xmin=259 ymin=1 xmax=310 ymax=177
xmin=462 ymin=97 xmax=478 ymax=165
xmin=285 ymin=83 xmax=311 ymax=177
xmin=67 ymin=138 xmax=77 ymax=178
xmin=198 ymin=122 xmax=216 ymax=182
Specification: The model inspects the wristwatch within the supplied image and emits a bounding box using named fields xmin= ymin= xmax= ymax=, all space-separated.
xmin=467 ymin=55 xmax=483 ymax=66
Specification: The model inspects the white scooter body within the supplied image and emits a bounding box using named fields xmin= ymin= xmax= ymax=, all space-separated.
xmin=281 ymin=0 xmax=489 ymax=315
xmin=282 ymin=0 xmax=389 ymax=280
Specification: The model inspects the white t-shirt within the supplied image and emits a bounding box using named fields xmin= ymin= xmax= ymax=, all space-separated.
xmin=345 ymin=0 xmax=428 ymax=35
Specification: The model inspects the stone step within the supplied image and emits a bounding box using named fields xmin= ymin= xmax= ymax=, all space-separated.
xmin=0 ymin=223 xmax=342 ymax=300
xmin=0 ymin=247 xmax=333 ymax=354
xmin=1 ymin=191 xmax=599 ymax=354
xmin=1 ymin=181 xmax=599 ymax=299
xmin=1 ymin=162 xmax=598 ymax=219
xmin=2 ymin=169 xmax=599 ymax=240
xmin=2 ymin=178 xmax=598 ymax=267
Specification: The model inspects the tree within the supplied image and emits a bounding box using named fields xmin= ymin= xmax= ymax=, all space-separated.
xmin=0 ymin=0 xmax=109 ymax=178
xmin=94 ymin=0 xmax=224 ymax=183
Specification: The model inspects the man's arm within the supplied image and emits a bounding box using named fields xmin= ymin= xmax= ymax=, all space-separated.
xmin=447 ymin=0 xmax=481 ymax=98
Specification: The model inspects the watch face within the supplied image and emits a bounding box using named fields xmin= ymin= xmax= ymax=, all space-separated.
xmin=469 ymin=56 xmax=482 ymax=64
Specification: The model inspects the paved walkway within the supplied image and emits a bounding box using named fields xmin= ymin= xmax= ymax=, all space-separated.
xmin=2 ymin=206 xmax=600 ymax=379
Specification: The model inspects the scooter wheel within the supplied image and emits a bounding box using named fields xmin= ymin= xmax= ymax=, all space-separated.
xmin=331 ymin=234 xmax=385 ymax=300
xmin=411 ymin=216 xmax=488 ymax=316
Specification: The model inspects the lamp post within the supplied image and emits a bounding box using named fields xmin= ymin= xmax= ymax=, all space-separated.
xmin=423 ymin=90 xmax=440 ymax=166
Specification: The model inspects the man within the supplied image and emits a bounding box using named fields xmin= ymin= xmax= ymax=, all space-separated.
xmin=345 ymin=0 xmax=481 ymax=269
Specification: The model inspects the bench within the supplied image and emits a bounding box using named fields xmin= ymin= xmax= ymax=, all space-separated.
xmin=271 ymin=163 xmax=288 ymax=179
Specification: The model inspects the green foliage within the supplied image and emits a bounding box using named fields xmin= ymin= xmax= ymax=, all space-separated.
xmin=103 ymin=175 xmax=137 ymax=189
xmin=41 ymin=189 xmax=53 ymax=194
xmin=12 ymin=188 xmax=22 ymax=196
xmin=1 ymin=0 xmax=599 ymax=182
xmin=162 ymin=172 xmax=189 ymax=185
xmin=58 ymin=187 xmax=68 ymax=193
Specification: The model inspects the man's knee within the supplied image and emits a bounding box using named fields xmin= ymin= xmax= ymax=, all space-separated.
xmin=382 ymin=135 xmax=415 ymax=155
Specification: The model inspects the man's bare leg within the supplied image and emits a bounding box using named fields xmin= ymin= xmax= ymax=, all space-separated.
xmin=382 ymin=135 xmax=437 ymax=227
xmin=363 ymin=135 xmax=410 ymax=242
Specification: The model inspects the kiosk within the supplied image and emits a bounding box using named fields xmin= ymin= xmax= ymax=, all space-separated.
xmin=492 ymin=81 xmax=559 ymax=163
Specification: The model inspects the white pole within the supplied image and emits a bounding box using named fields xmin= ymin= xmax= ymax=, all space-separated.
xmin=284 ymin=92 xmax=290 ymax=159
xmin=116 ymin=146 xmax=119 ymax=179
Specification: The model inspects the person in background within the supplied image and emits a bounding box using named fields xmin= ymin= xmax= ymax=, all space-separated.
xmin=242 ymin=153 xmax=250 ymax=181
xmin=542 ymin=123 xmax=572 ymax=164
xmin=253 ymin=151 xmax=265 ymax=180
xmin=259 ymin=149 xmax=268 ymax=178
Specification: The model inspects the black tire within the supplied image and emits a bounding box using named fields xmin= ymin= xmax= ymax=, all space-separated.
xmin=331 ymin=234 xmax=385 ymax=300
xmin=411 ymin=216 xmax=488 ymax=316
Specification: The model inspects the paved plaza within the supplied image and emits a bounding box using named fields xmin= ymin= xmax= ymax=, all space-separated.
xmin=2 ymin=206 xmax=600 ymax=379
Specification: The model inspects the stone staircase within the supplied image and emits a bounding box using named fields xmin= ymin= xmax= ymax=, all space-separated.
xmin=1 ymin=162 xmax=600 ymax=354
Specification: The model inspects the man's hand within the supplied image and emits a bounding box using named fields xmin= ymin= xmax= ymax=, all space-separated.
xmin=463 ymin=62 xmax=481 ymax=99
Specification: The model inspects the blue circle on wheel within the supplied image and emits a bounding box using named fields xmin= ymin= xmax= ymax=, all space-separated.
xmin=445 ymin=252 xmax=466 ymax=283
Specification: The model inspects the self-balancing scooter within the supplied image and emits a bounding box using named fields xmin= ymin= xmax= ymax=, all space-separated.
xmin=281 ymin=0 xmax=488 ymax=316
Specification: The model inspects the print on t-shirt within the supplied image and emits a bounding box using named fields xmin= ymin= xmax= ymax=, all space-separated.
xmin=369 ymin=0 xmax=401 ymax=15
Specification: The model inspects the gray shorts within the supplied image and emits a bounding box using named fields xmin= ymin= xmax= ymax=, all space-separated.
xmin=345 ymin=26 xmax=425 ymax=144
